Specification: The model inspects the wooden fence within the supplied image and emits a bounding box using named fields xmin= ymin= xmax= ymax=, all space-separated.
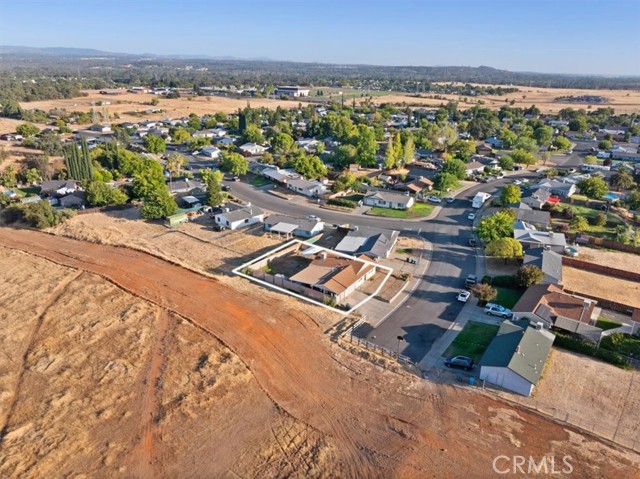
xmin=562 ymin=256 xmax=640 ymax=282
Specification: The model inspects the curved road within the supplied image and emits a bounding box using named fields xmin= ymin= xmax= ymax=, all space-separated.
xmin=226 ymin=174 xmax=534 ymax=362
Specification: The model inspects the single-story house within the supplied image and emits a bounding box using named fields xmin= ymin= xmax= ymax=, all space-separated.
xmin=263 ymin=214 xmax=324 ymax=238
xmin=58 ymin=191 xmax=85 ymax=208
xmin=363 ymin=190 xmax=414 ymax=210
xmin=212 ymin=205 xmax=264 ymax=230
xmin=40 ymin=180 xmax=79 ymax=196
xmin=520 ymin=189 xmax=555 ymax=210
xmin=537 ymin=179 xmax=577 ymax=198
xmin=522 ymin=247 xmax=563 ymax=285
xmin=90 ymin=124 xmax=111 ymax=133
xmin=479 ymin=319 xmax=555 ymax=397
xmin=239 ymin=143 xmax=268 ymax=156
xmin=465 ymin=161 xmax=486 ymax=176
xmin=274 ymin=86 xmax=310 ymax=97
xmin=296 ymin=138 xmax=320 ymax=152
xmin=168 ymin=179 xmax=206 ymax=196
xmin=335 ymin=226 xmax=399 ymax=259
xmin=512 ymin=284 xmax=602 ymax=342
xmin=512 ymin=207 xmax=551 ymax=230
xmin=514 ymin=221 xmax=567 ymax=253
xmin=263 ymin=168 xmax=299 ymax=184
xmin=484 ymin=137 xmax=504 ymax=149
xmin=290 ymin=254 xmax=375 ymax=303
xmin=286 ymin=178 xmax=327 ymax=197
xmin=476 ymin=144 xmax=494 ymax=156
xmin=214 ymin=137 xmax=236 ymax=146
xmin=404 ymin=177 xmax=434 ymax=194
xmin=200 ymin=146 xmax=222 ymax=159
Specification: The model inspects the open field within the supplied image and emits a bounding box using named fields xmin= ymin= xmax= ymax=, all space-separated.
xmin=577 ymin=246 xmax=640 ymax=272
xmin=20 ymin=90 xmax=300 ymax=122
xmin=563 ymin=266 xmax=640 ymax=309
xmin=372 ymin=84 xmax=640 ymax=114
xmin=494 ymin=349 xmax=640 ymax=453
xmin=0 ymin=228 xmax=638 ymax=478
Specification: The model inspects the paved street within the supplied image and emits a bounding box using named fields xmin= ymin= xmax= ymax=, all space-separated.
xmin=228 ymin=172 xmax=536 ymax=363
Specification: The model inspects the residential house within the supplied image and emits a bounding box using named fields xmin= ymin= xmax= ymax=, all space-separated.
xmin=264 ymin=214 xmax=324 ymax=238
xmin=514 ymin=220 xmax=567 ymax=253
xmin=200 ymin=146 xmax=222 ymax=159
xmin=296 ymin=138 xmax=320 ymax=152
xmin=404 ymin=177 xmax=434 ymax=195
xmin=40 ymin=180 xmax=79 ymax=196
xmin=58 ymin=191 xmax=86 ymax=209
xmin=286 ymin=178 xmax=327 ymax=198
xmin=289 ymin=253 xmax=375 ymax=303
xmin=363 ymin=190 xmax=415 ymax=210
xmin=90 ymin=124 xmax=111 ymax=133
xmin=512 ymin=206 xmax=551 ymax=230
xmin=537 ymin=179 xmax=577 ymax=198
xmin=475 ymin=144 xmax=494 ymax=156
xmin=520 ymin=188 xmax=558 ymax=210
xmin=479 ymin=319 xmax=555 ymax=396
xmin=522 ymin=247 xmax=563 ymax=285
xmin=335 ymin=226 xmax=399 ymax=259
xmin=484 ymin=137 xmax=504 ymax=149
xmin=212 ymin=204 xmax=264 ymax=230
xmin=168 ymin=179 xmax=206 ymax=196
xmin=512 ymin=284 xmax=602 ymax=342
xmin=239 ymin=143 xmax=268 ymax=156
xmin=465 ymin=161 xmax=486 ymax=176
xmin=215 ymin=137 xmax=236 ymax=147
xmin=262 ymin=168 xmax=299 ymax=184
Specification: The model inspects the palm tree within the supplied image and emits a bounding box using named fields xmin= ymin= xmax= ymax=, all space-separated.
xmin=165 ymin=153 xmax=187 ymax=192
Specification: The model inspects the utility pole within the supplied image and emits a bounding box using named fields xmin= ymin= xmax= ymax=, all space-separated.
xmin=396 ymin=335 xmax=404 ymax=357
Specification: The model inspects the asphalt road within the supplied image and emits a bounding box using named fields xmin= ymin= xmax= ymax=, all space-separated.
xmin=227 ymin=174 xmax=536 ymax=362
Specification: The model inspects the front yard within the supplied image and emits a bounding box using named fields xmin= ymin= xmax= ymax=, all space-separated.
xmin=494 ymin=286 xmax=525 ymax=309
xmin=443 ymin=321 xmax=500 ymax=363
xmin=367 ymin=202 xmax=434 ymax=219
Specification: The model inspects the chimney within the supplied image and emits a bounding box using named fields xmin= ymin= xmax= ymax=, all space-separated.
xmin=516 ymin=346 xmax=521 ymax=354
xmin=535 ymin=322 xmax=544 ymax=331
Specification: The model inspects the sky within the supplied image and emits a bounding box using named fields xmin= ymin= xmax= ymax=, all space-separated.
xmin=1 ymin=0 xmax=639 ymax=76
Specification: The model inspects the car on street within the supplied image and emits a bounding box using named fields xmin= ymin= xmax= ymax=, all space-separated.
xmin=512 ymin=179 xmax=522 ymax=185
xmin=467 ymin=212 xmax=476 ymax=220
xmin=306 ymin=214 xmax=321 ymax=221
xmin=468 ymin=238 xmax=477 ymax=247
xmin=232 ymin=176 xmax=241 ymax=182
xmin=464 ymin=274 xmax=477 ymax=287
xmin=484 ymin=303 xmax=513 ymax=318
xmin=457 ymin=290 xmax=471 ymax=302
xmin=427 ymin=195 xmax=442 ymax=203
xmin=444 ymin=356 xmax=474 ymax=371
xmin=496 ymin=173 xmax=505 ymax=179
xmin=445 ymin=197 xmax=455 ymax=203
xmin=222 ymin=185 xmax=231 ymax=192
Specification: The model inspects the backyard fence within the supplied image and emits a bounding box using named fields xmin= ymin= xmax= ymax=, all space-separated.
xmin=566 ymin=233 xmax=640 ymax=255
xmin=562 ymin=256 xmax=640 ymax=282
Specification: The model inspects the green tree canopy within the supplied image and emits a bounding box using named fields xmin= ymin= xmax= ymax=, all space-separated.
xmin=441 ymin=158 xmax=467 ymax=180
xmin=171 ymin=128 xmax=191 ymax=144
xmin=610 ymin=171 xmax=635 ymax=191
xmin=583 ymin=155 xmax=598 ymax=165
xmin=511 ymin=149 xmax=537 ymax=168
xmin=433 ymin=172 xmax=458 ymax=192
xmin=143 ymin=135 xmax=166 ymax=154
xmin=476 ymin=210 xmax=517 ymax=242
xmin=140 ymin=188 xmax=178 ymax=219
xmin=533 ymin=126 xmax=553 ymax=146
xmin=270 ymin=132 xmax=296 ymax=155
xmin=498 ymin=155 xmax=514 ymax=170
xmin=578 ymin=176 xmax=608 ymax=198
xmin=16 ymin=123 xmax=40 ymax=138
xmin=289 ymin=153 xmax=327 ymax=180
xmin=552 ymin=136 xmax=572 ymax=150
xmin=515 ymin=265 xmax=545 ymax=287
xmin=485 ymin=237 xmax=523 ymax=260
xmin=241 ymin=124 xmax=265 ymax=144
xmin=220 ymin=152 xmax=249 ymax=176
xmin=85 ymin=181 xmax=128 ymax=207
xmin=500 ymin=184 xmax=522 ymax=205
xmin=352 ymin=125 xmax=377 ymax=167
xmin=571 ymin=215 xmax=589 ymax=232
xmin=384 ymin=135 xmax=397 ymax=169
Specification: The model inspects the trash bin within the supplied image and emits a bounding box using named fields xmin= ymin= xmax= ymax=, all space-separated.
xmin=468 ymin=377 xmax=475 ymax=386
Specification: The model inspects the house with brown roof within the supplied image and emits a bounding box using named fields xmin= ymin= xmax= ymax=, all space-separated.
xmin=513 ymin=284 xmax=602 ymax=342
xmin=289 ymin=253 xmax=375 ymax=303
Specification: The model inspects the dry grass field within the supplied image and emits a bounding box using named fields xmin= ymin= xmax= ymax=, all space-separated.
xmin=1 ymin=228 xmax=639 ymax=478
xmin=562 ymin=266 xmax=640 ymax=309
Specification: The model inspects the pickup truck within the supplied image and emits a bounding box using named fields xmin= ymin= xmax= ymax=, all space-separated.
xmin=464 ymin=274 xmax=477 ymax=288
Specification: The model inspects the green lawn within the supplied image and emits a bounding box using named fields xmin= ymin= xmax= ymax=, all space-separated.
xmin=367 ymin=203 xmax=434 ymax=219
xmin=443 ymin=321 xmax=500 ymax=363
xmin=595 ymin=317 xmax=623 ymax=331
xmin=250 ymin=175 xmax=272 ymax=187
xmin=16 ymin=187 xmax=41 ymax=196
xmin=494 ymin=287 xmax=524 ymax=309
xmin=396 ymin=247 xmax=413 ymax=255
xmin=555 ymin=202 xmax=627 ymax=240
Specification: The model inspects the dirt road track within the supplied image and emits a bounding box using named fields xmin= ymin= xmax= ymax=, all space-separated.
xmin=1 ymin=228 xmax=638 ymax=479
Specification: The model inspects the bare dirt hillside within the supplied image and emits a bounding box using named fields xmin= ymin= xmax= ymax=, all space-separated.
xmin=0 ymin=228 xmax=638 ymax=478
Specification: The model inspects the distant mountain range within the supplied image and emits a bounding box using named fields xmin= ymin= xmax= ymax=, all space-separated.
xmin=0 ymin=45 xmax=273 ymax=62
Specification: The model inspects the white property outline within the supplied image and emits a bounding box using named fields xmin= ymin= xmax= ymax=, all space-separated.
xmin=232 ymin=239 xmax=394 ymax=315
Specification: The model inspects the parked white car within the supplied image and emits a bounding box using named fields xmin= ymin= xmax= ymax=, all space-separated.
xmin=428 ymin=195 xmax=442 ymax=203
xmin=457 ymin=290 xmax=471 ymax=302
xmin=467 ymin=212 xmax=476 ymax=220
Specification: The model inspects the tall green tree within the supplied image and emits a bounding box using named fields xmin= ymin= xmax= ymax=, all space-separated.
xmin=515 ymin=265 xmax=545 ymax=287
xmin=403 ymin=135 xmax=415 ymax=164
xmin=289 ymin=153 xmax=327 ymax=180
xmin=500 ymin=184 xmax=522 ymax=205
xmin=241 ymin=124 xmax=265 ymax=144
xmin=143 ymin=135 xmax=166 ymax=154
xmin=220 ymin=152 xmax=249 ymax=176
xmin=384 ymin=136 xmax=396 ymax=169
xmin=511 ymin=149 xmax=537 ymax=168
xmin=476 ymin=210 xmax=517 ymax=242
xmin=85 ymin=181 xmax=128 ymax=207
xmin=485 ymin=237 xmax=523 ymax=261
xmin=578 ymin=176 xmax=608 ymax=198
xmin=352 ymin=125 xmax=377 ymax=167
xmin=441 ymin=158 xmax=467 ymax=180
xmin=610 ymin=171 xmax=635 ymax=191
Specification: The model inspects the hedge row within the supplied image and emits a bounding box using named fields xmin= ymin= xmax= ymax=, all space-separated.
xmin=552 ymin=332 xmax=630 ymax=369
xmin=327 ymin=198 xmax=357 ymax=208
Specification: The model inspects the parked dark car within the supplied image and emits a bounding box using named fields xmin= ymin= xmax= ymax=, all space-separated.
xmin=444 ymin=356 xmax=474 ymax=371
xmin=213 ymin=224 xmax=228 ymax=232
xmin=468 ymin=238 xmax=477 ymax=247
xmin=222 ymin=185 xmax=231 ymax=191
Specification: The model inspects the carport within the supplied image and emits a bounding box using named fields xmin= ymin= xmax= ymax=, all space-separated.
xmin=268 ymin=222 xmax=297 ymax=239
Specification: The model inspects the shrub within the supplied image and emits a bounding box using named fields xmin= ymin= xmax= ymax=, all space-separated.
xmin=327 ymin=198 xmax=357 ymax=208
xmin=562 ymin=206 xmax=574 ymax=219
xmin=592 ymin=212 xmax=607 ymax=227
xmin=323 ymin=296 xmax=337 ymax=307
xmin=471 ymin=283 xmax=497 ymax=305
xmin=600 ymin=333 xmax=640 ymax=356
xmin=481 ymin=275 xmax=492 ymax=284
xmin=552 ymin=332 xmax=630 ymax=369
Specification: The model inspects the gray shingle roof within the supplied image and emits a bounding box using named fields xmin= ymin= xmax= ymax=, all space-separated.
xmin=364 ymin=190 xmax=413 ymax=206
xmin=480 ymin=319 xmax=555 ymax=385
xmin=335 ymin=226 xmax=399 ymax=259
xmin=523 ymin=247 xmax=563 ymax=284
